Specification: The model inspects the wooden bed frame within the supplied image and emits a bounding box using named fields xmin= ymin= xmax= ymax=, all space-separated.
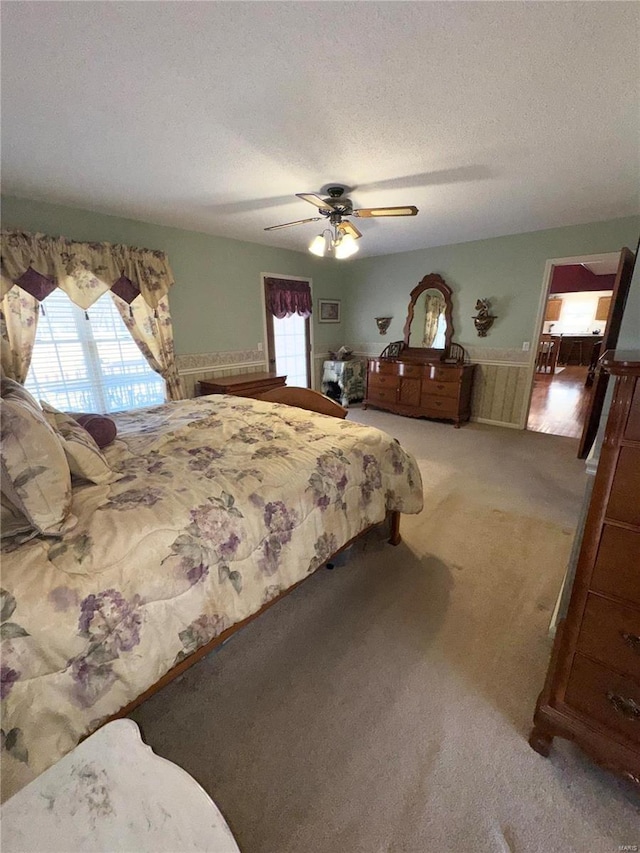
xmin=101 ymin=387 xmax=401 ymax=725
xmin=254 ymin=385 xmax=348 ymax=418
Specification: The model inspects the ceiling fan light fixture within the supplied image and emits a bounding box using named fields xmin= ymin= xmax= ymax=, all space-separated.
xmin=308 ymin=233 xmax=328 ymax=257
xmin=333 ymin=232 xmax=359 ymax=259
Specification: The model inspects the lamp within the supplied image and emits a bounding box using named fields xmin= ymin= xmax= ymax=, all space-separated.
xmin=334 ymin=232 xmax=358 ymax=259
xmin=308 ymin=232 xmax=329 ymax=257
xmin=375 ymin=316 xmax=392 ymax=335
xmin=308 ymin=225 xmax=359 ymax=260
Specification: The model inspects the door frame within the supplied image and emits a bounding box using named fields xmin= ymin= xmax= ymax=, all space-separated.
xmin=521 ymin=251 xmax=621 ymax=430
xmin=260 ymin=272 xmax=316 ymax=388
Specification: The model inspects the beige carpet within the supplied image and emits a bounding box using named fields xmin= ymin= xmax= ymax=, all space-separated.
xmin=132 ymin=412 xmax=639 ymax=853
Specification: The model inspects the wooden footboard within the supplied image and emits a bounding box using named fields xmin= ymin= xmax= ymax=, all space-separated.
xmin=254 ymin=386 xmax=348 ymax=419
xmin=98 ymin=510 xmax=401 ymax=727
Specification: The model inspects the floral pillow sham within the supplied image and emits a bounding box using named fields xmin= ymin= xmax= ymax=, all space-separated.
xmin=40 ymin=403 xmax=120 ymax=485
xmin=0 ymin=385 xmax=75 ymax=537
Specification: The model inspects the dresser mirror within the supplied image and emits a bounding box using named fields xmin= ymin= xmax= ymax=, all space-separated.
xmin=402 ymin=274 xmax=454 ymax=357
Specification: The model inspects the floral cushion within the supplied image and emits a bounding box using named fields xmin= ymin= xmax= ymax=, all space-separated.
xmin=0 ymin=385 xmax=75 ymax=537
xmin=40 ymin=403 xmax=120 ymax=485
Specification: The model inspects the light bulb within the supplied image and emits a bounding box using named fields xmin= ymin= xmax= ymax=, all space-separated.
xmin=308 ymin=234 xmax=327 ymax=257
xmin=333 ymin=233 xmax=359 ymax=259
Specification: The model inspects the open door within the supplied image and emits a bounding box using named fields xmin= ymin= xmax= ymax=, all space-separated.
xmin=577 ymin=246 xmax=636 ymax=458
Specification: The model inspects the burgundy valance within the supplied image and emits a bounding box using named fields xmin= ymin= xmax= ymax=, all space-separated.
xmin=265 ymin=277 xmax=312 ymax=319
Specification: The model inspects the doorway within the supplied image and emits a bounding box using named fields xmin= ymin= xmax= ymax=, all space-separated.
xmin=525 ymin=251 xmax=626 ymax=443
xmin=262 ymin=274 xmax=312 ymax=388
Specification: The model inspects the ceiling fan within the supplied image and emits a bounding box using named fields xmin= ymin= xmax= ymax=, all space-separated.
xmin=264 ymin=186 xmax=419 ymax=258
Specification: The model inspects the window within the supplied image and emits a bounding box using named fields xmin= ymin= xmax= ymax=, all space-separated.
xmin=273 ymin=312 xmax=309 ymax=387
xmin=25 ymin=289 xmax=165 ymax=413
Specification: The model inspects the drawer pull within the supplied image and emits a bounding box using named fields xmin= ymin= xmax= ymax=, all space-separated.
xmin=606 ymin=691 xmax=640 ymax=721
xmin=620 ymin=631 xmax=640 ymax=653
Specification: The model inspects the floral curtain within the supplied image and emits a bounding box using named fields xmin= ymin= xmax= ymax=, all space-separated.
xmin=423 ymin=293 xmax=445 ymax=348
xmin=1 ymin=230 xmax=174 ymax=308
xmin=0 ymin=229 xmax=182 ymax=396
xmin=0 ymin=287 xmax=39 ymax=383
xmin=265 ymin=277 xmax=312 ymax=319
xmin=111 ymin=292 xmax=184 ymax=401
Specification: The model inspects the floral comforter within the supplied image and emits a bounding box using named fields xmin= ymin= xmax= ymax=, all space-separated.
xmin=1 ymin=395 xmax=423 ymax=800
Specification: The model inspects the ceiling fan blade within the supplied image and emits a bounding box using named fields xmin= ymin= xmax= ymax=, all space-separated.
xmin=338 ymin=221 xmax=362 ymax=240
xmin=264 ymin=217 xmax=322 ymax=231
xmin=296 ymin=193 xmax=335 ymax=210
xmin=353 ymin=206 xmax=419 ymax=218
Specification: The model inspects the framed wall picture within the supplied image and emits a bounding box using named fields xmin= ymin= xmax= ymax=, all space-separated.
xmin=318 ymin=299 xmax=341 ymax=323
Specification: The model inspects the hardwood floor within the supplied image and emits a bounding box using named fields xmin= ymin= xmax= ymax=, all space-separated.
xmin=527 ymin=366 xmax=592 ymax=439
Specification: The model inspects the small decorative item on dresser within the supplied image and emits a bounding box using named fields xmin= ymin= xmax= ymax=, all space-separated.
xmin=375 ymin=316 xmax=392 ymax=335
xmin=472 ymin=299 xmax=497 ymax=337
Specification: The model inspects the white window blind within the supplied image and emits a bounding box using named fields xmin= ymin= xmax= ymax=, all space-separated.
xmin=25 ymin=289 xmax=166 ymax=413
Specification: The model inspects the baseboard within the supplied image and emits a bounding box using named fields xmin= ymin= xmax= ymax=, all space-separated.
xmin=471 ymin=416 xmax=523 ymax=430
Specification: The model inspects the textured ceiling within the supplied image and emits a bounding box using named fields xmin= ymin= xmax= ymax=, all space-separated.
xmin=2 ymin=2 xmax=639 ymax=258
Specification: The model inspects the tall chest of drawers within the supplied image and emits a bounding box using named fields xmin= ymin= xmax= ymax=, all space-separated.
xmin=364 ymin=357 xmax=475 ymax=427
xmin=530 ymin=351 xmax=640 ymax=783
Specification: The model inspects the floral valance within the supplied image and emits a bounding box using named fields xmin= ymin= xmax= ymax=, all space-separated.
xmin=265 ymin=277 xmax=312 ymax=319
xmin=1 ymin=230 xmax=175 ymax=310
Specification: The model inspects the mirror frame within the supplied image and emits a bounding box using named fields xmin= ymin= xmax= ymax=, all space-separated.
xmin=402 ymin=273 xmax=454 ymax=358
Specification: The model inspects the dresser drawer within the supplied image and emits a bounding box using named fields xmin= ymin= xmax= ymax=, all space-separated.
xmin=369 ymin=360 xmax=398 ymax=376
xmin=425 ymin=365 xmax=460 ymax=383
xmin=577 ymin=594 xmax=640 ymax=679
xmin=591 ymin=525 xmax=640 ymax=607
xmin=624 ymin=381 xmax=640 ymax=441
xmin=397 ymin=363 xmax=422 ymax=378
xmin=421 ymin=378 xmax=459 ymax=399
xmin=367 ymin=387 xmax=397 ymax=405
xmin=419 ymin=397 xmax=459 ymax=418
xmin=606 ymin=446 xmax=640 ymax=527
xmin=368 ymin=373 xmax=398 ymax=390
xmin=565 ymin=654 xmax=640 ymax=744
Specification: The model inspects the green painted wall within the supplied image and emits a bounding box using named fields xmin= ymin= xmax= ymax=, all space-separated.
xmin=1 ymin=196 xmax=349 ymax=355
xmin=3 ymin=195 xmax=637 ymax=360
xmin=343 ymin=217 xmax=640 ymax=351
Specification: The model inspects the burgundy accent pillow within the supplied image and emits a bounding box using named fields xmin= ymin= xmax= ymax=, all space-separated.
xmin=75 ymin=414 xmax=117 ymax=448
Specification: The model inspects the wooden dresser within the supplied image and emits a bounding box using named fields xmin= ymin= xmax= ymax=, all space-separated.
xmin=530 ymin=351 xmax=640 ymax=783
xmin=364 ymin=357 xmax=475 ymax=427
xmin=198 ymin=372 xmax=286 ymax=399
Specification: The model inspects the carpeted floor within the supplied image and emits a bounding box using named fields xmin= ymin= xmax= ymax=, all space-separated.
xmin=132 ymin=412 xmax=639 ymax=853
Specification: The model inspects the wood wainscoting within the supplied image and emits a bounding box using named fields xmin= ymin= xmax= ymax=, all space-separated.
xmin=470 ymin=362 xmax=531 ymax=428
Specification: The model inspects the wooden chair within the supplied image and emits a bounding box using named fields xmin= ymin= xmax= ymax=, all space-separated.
xmin=254 ymin=386 xmax=348 ymax=419
xmin=536 ymin=335 xmax=558 ymax=374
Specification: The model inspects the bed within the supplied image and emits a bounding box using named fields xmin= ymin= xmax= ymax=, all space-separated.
xmin=0 ymin=390 xmax=423 ymax=801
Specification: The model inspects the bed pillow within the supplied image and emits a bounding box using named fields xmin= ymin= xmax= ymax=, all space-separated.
xmin=74 ymin=413 xmax=117 ymax=448
xmin=0 ymin=376 xmax=40 ymax=410
xmin=0 ymin=492 xmax=35 ymax=541
xmin=40 ymin=403 xmax=120 ymax=485
xmin=1 ymin=387 xmax=75 ymax=537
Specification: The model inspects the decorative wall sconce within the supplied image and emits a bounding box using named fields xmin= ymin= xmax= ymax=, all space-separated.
xmin=472 ymin=299 xmax=497 ymax=337
xmin=375 ymin=316 xmax=392 ymax=335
